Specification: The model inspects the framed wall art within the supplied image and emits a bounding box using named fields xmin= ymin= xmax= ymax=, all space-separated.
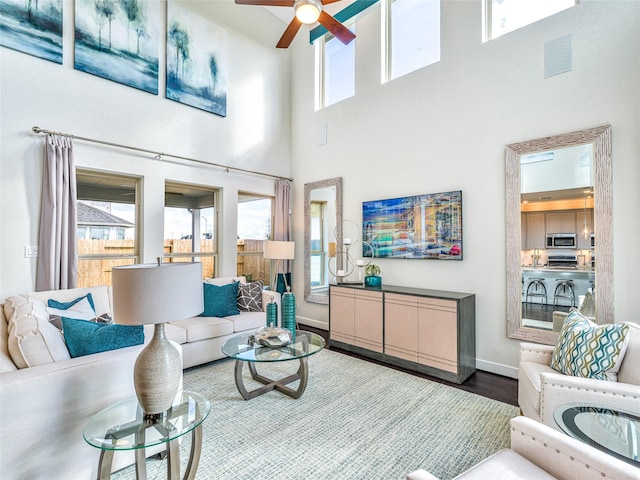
xmin=166 ymin=2 xmax=227 ymax=117
xmin=74 ymin=0 xmax=160 ymax=94
xmin=363 ymin=190 xmax=463 ymax=260
xmin=0 ymin=0 xmax=63 ymax=63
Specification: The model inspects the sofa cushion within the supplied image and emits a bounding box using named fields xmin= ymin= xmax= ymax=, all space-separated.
xmin=616 ymin=322 xmax=640 ymax=385
xmin=48 ymin=293 xmax=96 ymax=313
xmin=226 ymin=311 xmax=266 ymax=333
xmin=170 ymin=317 xmax=234 ymax=343
xmin=143 ymin=323 xmax=188 ymax=345
xmin=28 ymin=286 xmax=112 ymax=317
xmin=62 ymin=317 xmax=144 ymax=358
xmin=550 ymin=310 xmax=629 ymax=381
xmin=237 ymin=280 xmax=264 ymax=312
xmin=519 ymin=361 xmax=555 ymax=417
xmin=6 ymin=298 xmax=70 ymax=368
xmin=202 ymin=282 xmax=239 ymax=318
xmin=204 ymin=276 xmax=246 ymax=286
xmin=0 ymin=307 xmax=17 ymax=372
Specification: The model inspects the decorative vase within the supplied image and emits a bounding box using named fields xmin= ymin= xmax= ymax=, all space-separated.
xmin=364 ymin=275 xmax=382 ymax=287
xmin=282 ymin=292 xmax=296 ymax=341
xmin=266 ymin=296 xmax=278 ymax=327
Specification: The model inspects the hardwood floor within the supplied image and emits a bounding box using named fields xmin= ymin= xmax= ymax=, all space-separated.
xmin=303 ymin=326 xmax=519 ymax=407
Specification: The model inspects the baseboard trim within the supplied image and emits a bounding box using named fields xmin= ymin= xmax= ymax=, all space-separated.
xmin=476 ymin=359 xmax=518 ymax=379
xmin=296 ymin=316 xmax=328 ymax=331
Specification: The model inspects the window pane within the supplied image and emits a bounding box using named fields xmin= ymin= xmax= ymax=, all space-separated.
xmin=76 ymin=171 xmax=138 ymax=288
xmin=78 ymin=258 xmax=136 ymax=288
xmin=165 ymin=182 xmax=217 ymax=278
xmin=237 ymin=195 xmax=272 ymax=285
xmin=489 ymin=0 xmax=576 ymax=40
xmin=324 ymin=30 xmax=355 ymax=107
xmin=389 ymin=0 xmax=440 ymax=80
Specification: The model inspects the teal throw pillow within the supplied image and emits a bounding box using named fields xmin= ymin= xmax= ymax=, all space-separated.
xmin=202 ymin=282 xmax=240 ymax=318
xmin=48 ymin=293 xmax=96 ymax=312
xmin=61 ymin=317 xmax=144 ymax=358
xmin=550 ymin=310 xmax=630 ymax=381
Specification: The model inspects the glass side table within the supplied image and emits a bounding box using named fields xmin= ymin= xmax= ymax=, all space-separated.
xmin=554 ymin=403 xmax=639 ymax=466
xmin=84 ymin=391 xmax=211 ymax=480
xmin=221 ymin=330 xmax=325 ymax=400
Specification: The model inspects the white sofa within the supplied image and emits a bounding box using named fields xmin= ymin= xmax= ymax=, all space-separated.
xmin=0 ymin=276 xmax=280 ymax=479
xmin=406 ymin=416 xmax=639 ymax=480
xmin=518 ymin=321 xmax=640 ymax=430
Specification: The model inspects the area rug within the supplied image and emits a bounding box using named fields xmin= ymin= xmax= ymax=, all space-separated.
xmin=113 ymin=349 xmax=519 ymax=480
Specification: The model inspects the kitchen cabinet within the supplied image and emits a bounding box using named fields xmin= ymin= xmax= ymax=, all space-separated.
xmin=329 ymin=284 xmax=475 ymax=384
xmin=546 ymin=212 xmax=576 ymax=234
xmin=524 ymin=213 xmax=546 ymax=250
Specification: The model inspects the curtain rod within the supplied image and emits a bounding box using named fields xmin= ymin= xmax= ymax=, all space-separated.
xmin=31 ymin=126 xmax=293 ymax=182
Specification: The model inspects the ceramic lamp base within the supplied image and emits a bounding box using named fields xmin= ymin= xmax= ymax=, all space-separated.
xmin=133 ymin=323 xmax=181 ymax=416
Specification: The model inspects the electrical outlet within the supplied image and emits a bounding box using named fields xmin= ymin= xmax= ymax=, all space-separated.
xmin=25 ymin=245 xmax=38 ymax=258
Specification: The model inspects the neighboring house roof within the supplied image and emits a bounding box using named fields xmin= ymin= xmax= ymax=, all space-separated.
xmin=77 ymin=202 xmax=134 ymax=227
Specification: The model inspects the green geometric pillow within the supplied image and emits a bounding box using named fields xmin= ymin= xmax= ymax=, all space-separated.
xmin=550 ymin=310 xmax=629 ymax=381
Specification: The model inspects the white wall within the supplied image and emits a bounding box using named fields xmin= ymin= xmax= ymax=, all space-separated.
xmin=289 ymin=0 xmax=640 ymax=377
xmin=0 ymin=0 xmax=291 ymax=299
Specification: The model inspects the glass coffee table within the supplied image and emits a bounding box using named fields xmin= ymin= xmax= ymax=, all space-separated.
xmin=554 ymin=403 xmax=639 ymax=466
xmin=84 ymin=391 xmax=211 ymax=479
xmin=221 ymin=330 xmax=325 ymax=400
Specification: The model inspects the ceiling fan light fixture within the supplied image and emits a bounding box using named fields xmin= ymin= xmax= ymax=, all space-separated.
xmin=295 ymin=0 xmax=321 ymax=24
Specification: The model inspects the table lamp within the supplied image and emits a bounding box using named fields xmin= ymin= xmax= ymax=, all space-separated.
xmin=112 ymin=261 xmax=203 ymax=417
xmin=264 ymin=241 xmax=296 ymax=336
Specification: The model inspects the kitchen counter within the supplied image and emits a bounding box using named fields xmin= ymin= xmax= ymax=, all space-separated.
xmin=522 ymin=268 xmax=594 ymax=305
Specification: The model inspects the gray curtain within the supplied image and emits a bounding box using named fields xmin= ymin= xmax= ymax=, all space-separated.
xmin=274 ymin=179 xmax=292 ymax=292
xmin=36 ymin=134 xmax=78 ymax=291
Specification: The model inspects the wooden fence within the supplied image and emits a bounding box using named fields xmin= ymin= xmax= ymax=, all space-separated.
xmin=78 ymin=239 xmax=269 ymax=288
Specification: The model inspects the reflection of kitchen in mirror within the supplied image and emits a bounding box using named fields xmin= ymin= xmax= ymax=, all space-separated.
xmin=520 ymin=143 xmax=595 ymax=331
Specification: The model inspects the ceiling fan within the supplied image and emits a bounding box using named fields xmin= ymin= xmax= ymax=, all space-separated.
xmin=235 ymin=0 xmax=356 ymax=49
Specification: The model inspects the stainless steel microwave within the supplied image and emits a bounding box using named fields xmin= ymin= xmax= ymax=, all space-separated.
xmin=546 ymin=233 xmax=577 ymax=249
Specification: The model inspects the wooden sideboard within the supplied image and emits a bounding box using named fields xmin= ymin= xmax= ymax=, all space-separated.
xmin=329 ymin=284 xmax=476 ymax=384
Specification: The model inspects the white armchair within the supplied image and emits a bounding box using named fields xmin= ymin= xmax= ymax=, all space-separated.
xmin=406 ymin=416 xmax=638 ymax=480
xmin=518 ymin=321 xmax=640 ymax=430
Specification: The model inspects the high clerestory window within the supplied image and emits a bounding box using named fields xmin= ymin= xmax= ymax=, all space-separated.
xmin=315 ymin=22 xmax=356 ymax=110
xmin=383 ymin=0 xmax=441 ymax=82
xmin=483 ymin=0 xmax=577 ymax=41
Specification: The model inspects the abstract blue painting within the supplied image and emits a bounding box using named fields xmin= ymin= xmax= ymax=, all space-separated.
xmin=0 ymin=0 xmax=63 ymax=64
xmin=166 ymin=2 xmax=227 ymax=117
xmin=74 ymin=0 xmax=160 ymax=94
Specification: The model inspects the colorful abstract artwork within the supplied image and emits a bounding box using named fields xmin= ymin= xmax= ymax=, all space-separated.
xmin=166 ymin=2 xmax=227 ymax=117
xmin=0 ymin=0 xmax=63 ymax=63
xmin=363 ymin=190 xmax=463 ymax=260
xmin=74 ymin=0 xmax=160 ymax=94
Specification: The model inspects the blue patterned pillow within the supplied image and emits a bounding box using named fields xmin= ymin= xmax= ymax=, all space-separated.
xmin=48 ymin=293 xmax=96 ymax=313
xmin=550 ymin=310 xmax=630 ymax=381
xmin=202 ymin=282 xmax=240 ymax=317
xmin=62 ymin=317 xmax=144 ymax=358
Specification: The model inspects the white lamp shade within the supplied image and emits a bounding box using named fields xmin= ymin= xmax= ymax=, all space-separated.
xmin=112 ymin=262 xmax=203 ymax=326
xmin=264 ymin=240 xmax=295 ymax=260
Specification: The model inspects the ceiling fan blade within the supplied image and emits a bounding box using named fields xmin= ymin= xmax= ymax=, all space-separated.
xmin=321 ymin=0 xmax=342 ymax=4
xmin=235 ymin=0 xmax=294 ymax=6
xmin=318 ymin=11 xmax=356 ymax=45
xmin=276 ymin=17 xmax=303 ymax=48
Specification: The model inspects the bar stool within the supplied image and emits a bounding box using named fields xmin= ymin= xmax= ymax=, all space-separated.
xmin=526 ymin=278 xmax=547 ymax=305
xmin=553 ymin=279 xmax=576 ymax=308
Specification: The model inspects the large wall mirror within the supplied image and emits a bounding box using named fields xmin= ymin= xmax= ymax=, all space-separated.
xmin=304 ymin=177 xmax=343 ymax=305
xmin=506 ymin=125 xmax=613 ymax=344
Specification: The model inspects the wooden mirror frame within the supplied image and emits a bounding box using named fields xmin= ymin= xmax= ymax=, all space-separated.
xmin=506 ymin=125 xmax=613 ymax=344
xmin=304 ymin=177 xmax=343 ymax=305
